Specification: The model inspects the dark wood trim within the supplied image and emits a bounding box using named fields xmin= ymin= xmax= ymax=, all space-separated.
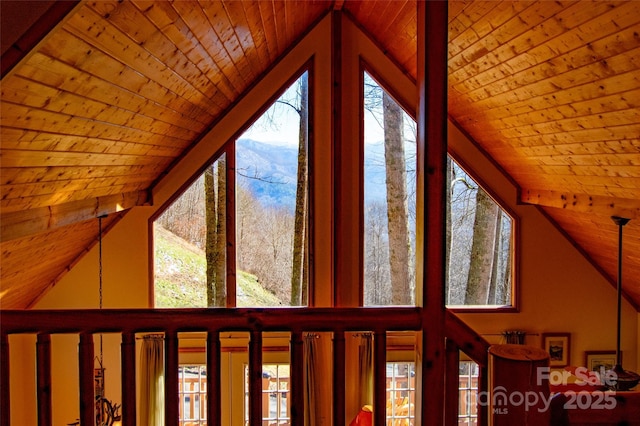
xmin=417 ymin=2 xmax=449 ymax=426
xmin=78 ymin=333 xmax=95 ymax=426
xmin=1 ymin=307 xmax=423 ymax=334
xmin=290 ymin=331 xmax=305 ymax=426
xmin=444 ymin=310 xmax=489 ymax=368
xmin=307 ymin=62 xmax=317 ymax=308
xmin=373 ymin=331 xmax=387 ymax=426
xmin=164 ymin=332 xmax=179 ymax=426
xmin=226 ymin=143 xmax=237 ymax=308
xmin=0 ymin=1 xmax=80 ymax=78
xmin=444 ymin=339 xmax=460 ymax=426
xmin=332 ymin=330 xmax=346 ymax=426
xmin=36 ymin=334 xmax=52 ymax=426
xmin=248 ymin=330 xmax=263 ymax=426
xmin=121 ymin=332 xmax=136 ymax=426
xmin=332 ymin=9 xmax=345 ymax=307
xmin=478 ymin=365 xmax=488 ymax=426
xmin=0 ymin=333 xmax=9 ymax=426
xmin=2 ymin=306 xmax=491 ymax=426
xmin=357 ymin=58 xmax=366 ymax=307
xmin=207 ymin=331 xmax=222 ymax=426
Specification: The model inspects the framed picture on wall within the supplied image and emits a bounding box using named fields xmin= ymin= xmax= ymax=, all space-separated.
xmin=542 ymin=333 xmax=570 ymax=367
xmin=585 ymin=350 xmax=618 ymax=372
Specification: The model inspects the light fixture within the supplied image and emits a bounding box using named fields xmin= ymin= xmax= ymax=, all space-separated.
xmin=609 ymin=216 xmax=639 ymax=391
xmin=96 ymin=215 xmax=122 ymax=425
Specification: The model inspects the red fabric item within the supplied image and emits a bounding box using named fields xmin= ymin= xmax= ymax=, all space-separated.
xmin=349 ymin=407 xmax=372 ymax=426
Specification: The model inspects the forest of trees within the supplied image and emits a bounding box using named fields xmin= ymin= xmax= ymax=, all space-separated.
xmin=155 ymin=72 xmax=512 ymax=308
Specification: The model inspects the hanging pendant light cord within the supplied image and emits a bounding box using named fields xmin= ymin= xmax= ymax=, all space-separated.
xmin=616 ymin=220 xmax=622 ymax=365
xmin=99 ymin=215 xmax=104 ymax=368
xmin=612 ymin=216 xmax=629 ymax=366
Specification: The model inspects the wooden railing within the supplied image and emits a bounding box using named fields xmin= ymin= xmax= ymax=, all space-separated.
xmin=1 ymin=307 xmax=489 ymax=426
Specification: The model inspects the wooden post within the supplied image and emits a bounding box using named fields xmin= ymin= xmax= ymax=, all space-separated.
xmin=444 ymin=339 xmax=459 ymax=426
xmin=249 ymin=330 xmax=263 ymax=426
xmin=37 ymin=333 xmax=52 ymax=426
xmin=333 ymin=8 xmax=362 ymax=307
xmin=290 ymin=332 xmax=305 ymax=426
xmin=164 ymin=332 xmax=179 ymax=426
xmin=207 ymin=331 xmax=221 ymax=426
xmin=0 ymin=333 xmax=9 ymax=426
xmin=415 ymin=2 xmax=448 ymax=426
xmin=121 ymin=332 xmax=136 ymax=426
xmin=478 ymin=364 xmax=488 ymax=426
xmin=373 ymin=332 xmax=387 ymax=426
xmin=333 ymin=331 xmax=346 ymax=426
xmin=78 ymin=333 xmax=95 ymax=426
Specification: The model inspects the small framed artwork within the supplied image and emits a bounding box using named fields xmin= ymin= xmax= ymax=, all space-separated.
xmin=542 ymin=333 xmax=571 ymax=367
xmin=585 ymin=351 xmax=618 ymax=372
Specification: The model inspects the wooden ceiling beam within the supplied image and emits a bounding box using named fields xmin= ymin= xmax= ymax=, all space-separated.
xmin=521 ymin=188 xmax=640 ymax=219
xmin=0 ymin=190 xmax=150 ymax=242
xmin=0 ymin=1 xmax=81 ymax=78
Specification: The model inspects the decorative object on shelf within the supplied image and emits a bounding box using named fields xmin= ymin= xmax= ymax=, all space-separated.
xmin=609 ymin=216 xmax=639 ymax=391
xmin=542 ymin=333 xmax=570 ymax=367
xmin=502 ymin=330 xmax=526 ymax=345
xmin=584 ymin=350 xmax=618 ymax=373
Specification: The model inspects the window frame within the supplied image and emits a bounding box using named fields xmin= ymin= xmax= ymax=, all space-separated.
xmin=458 ymin=359 xmax=480 ymax=425
xmin=150 ymin=63 xmax=315 ymax=309
xmin=359 ymin=64 xmax=419 ymax=308
xmin=178 ymin=364 xmax=208 ymax=426
xmin=445 ymin=152 xmax=519 ymax=313
xmin=360 ymin=62 xmax=519 ymax=313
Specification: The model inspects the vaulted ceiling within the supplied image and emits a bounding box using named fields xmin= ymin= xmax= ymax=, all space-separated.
xmin=1 ymin=1 xmax=639 ymax=310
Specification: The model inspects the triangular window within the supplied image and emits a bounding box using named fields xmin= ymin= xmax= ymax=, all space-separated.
xmin=362 ymin=71 xmax=514 ymax=308
xmin=153 ymin=71 xmax=310 ymax=307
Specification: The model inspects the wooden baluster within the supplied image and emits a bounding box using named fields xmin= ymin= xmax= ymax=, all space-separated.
xmin=207 ymin=331 xmax=221 ymax=426
xmin=37 ymin=333 xmax=52 ymax=426
xmin=373 ymin=331 xmax=387 ymax=426
xmin=165 ymin=332 xmax=179 ymax=426
xmin=121 ymin=332 xmax=136 ymax=426
xmin=1 ymin=333 xmax=10 ymax=426
xmin=78 ymin=333 xmax=95 ymax=426
xmin=333 ymin=331 xmax=345 ymax=426
xmin=290 ymin=332 xmax=304 ymax=426
xmin=477 ymin=364 xmax=488 ymax=426
xmin=249 ymin=330 xmax=263 ymax=426
xmin=444 ymin=339 xmax=459 ymax=426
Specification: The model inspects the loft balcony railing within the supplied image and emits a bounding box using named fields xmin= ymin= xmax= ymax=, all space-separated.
xmin=1 ymin=307 xmax=488 ymax=426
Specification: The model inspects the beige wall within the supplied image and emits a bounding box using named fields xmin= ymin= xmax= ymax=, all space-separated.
xmin=9 ymin=12 xmax=638 ymax=426
xmin=449 ymin=122 xmax=638 ymax=371
xmin=13 ymin=208 xmax=153 ymax=426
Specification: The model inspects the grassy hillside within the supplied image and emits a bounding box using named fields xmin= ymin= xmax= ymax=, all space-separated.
xmin=154 ymin=225 xmax=282 ymax=307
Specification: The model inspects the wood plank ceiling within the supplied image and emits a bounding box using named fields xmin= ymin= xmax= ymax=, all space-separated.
xmin=1 ymin=0 xmax=639 ymax=310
